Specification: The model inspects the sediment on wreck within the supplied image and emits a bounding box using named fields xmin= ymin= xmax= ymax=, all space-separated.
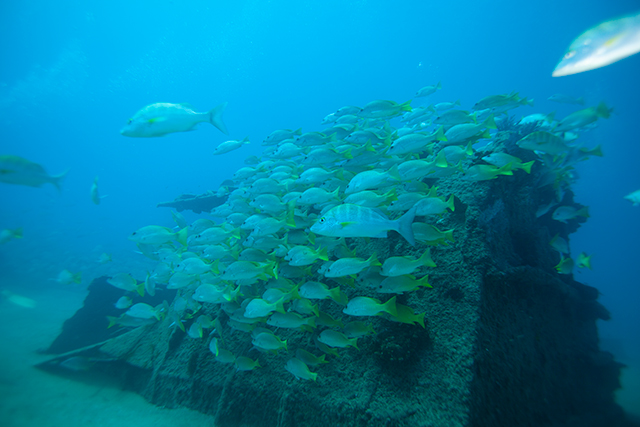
xmin=93 ymin=133 xmax=627 ymax=427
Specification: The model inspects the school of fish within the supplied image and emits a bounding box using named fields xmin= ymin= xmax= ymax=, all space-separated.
xmin=98 ymin=86 xmax=614 ymax=380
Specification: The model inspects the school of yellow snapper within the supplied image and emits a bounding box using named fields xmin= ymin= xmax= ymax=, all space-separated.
xmin=108 ymin=86 xmax=610 ymax=381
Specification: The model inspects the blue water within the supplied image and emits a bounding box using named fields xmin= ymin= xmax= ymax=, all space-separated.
xmin=1 ymin=0 xmax=639 ymax=423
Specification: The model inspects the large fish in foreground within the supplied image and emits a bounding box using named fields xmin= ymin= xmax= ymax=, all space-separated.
xmin=553 ymin=10 xmax=640 ymax=77
xmin=0 ymin=155 xmax=67 ymax=191
xmin=310 ymin=204 xmax=417 ymax=246
xmin=120 ymin=102 xmax=229 ymax=137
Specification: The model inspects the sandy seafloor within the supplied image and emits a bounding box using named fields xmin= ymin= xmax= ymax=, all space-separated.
xmin=1 ymin=276 xmax=639 ymax=426
xmin=0 ymin=280 xmax=215 ymax=427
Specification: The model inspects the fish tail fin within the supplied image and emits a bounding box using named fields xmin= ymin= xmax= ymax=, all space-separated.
xmin=175 ymin=227 xmax=189 ymax=246
xmin=366 ymin=252 xmax=381 ymax=267
xmin=520 ymin=160 xmax=534 ymax=174
xmin=418 ymin=249 xmax=437 ymax=268
xmin=269 ymin=261 xmax=279 ymax=279
xmin=400 ymin=99 xmax=412 ymax=112
xmin=577 ymin=97 xmax=585 ymax=106
xmin=136 ymin=281 xmax=145 ymax=297
xmin=226 ymin=284 xmax=242 ymax=302
xmin=330 ymin=186 xmax=341 ymax=201
xmin=318 ymin=247 xmax=329 ymax=262
xmin=51 ymin=170 xmax=69 ymax=192
xmin=444 ymin=229 xmax=455 ymax=243
xmin=107 ymin=316 xmax=119 ymax=329
xmin=288 ymin=285 xmax=301 ymax=301
xmin=211 ymin=259 xmax=220 ymax=275
xmin=578 ymin=252 xmax=592 ymax=270
xmin=496 ymin=163 xmax=513 ymax=176
xmin=483 ymin=114 xmax=497 ymax=129
xmin=307 ymin=231 xmax=316 ymax=246
xmin=384 ymin=188 xmax=398 ymax=203
xmin=310 ymin=302 xmax=320 ymax=317
xmin=396 ymin=205 xmax=417 ymax=246
xmin=596 ymin=102 xmax=612 ymax=119
xmin=208 ymin=102 xmax=229 ymax=135
xmin=382 ymin=296 xmax=397 ymax=317
xmin=363 ymin=140 xmax=377 ymax=152
xmin=13 ymin=227 xmax=23 ymax=239
xmin=329 ymin=287 xmax=347 ymax=305
xmin=419 ymin=275 xmax=432 ymax=289
xmin=414 ymin=312 xmax=426 ymax=328
xmin=434 ymin=149 xmax=448 ymax=168
xmin=545 ymin=111 xmax=556 ymax=124
xmin=464 ymin=141 xmax=474 ymax=156
xmin=446 ymin=194 xmax=455 ymax=212
xmin=73 ymin=272 xmax=82 ymax=284
xmin=577 ymin=206 xmax=590 ymax=219
xmin=387 ymin=164 xmax=402 ymax=182
xmin=588 ymin=145 xmax=604 ymax=158
xmin=285 ymin=202 xmax=297 ymax=228
xmin=228 ymin=245 xmax=240 ymax=260
xmin=350 ymin=337 xmax=359 ymax=350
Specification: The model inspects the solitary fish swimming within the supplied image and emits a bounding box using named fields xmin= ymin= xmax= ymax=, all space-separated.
xmin=120 ymin=102 xmax=229 ymax=137
xmin=624 ymin=189 xmax=640 ymax=206
xmin=0 ymin=155 xmax=67 ymax=191
xmin=553 ymin=10 xmax=640 ymax=77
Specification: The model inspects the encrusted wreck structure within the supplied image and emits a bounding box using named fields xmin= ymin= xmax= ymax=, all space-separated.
xmin=42 ymin=121 xmax=628 ymax=427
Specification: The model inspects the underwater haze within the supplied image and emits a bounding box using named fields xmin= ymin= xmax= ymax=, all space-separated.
xmin=1 ymin=0 xmax=639 ymax=426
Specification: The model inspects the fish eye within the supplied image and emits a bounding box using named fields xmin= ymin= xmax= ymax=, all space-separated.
xmin=131 ymin=231 xmax=136 ymax=235
xmin=319 ymin=217 xmax=326 ymax=223
xmin=563 ymin=50 xmax=576 ymax=59
xmin=127 ymin=119 xmax=133 ymax=124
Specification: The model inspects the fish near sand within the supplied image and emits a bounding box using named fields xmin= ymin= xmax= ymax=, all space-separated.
xmin=1 ymin=290 xmax=36 ymax=308
xmin=0 ymin=155 xmax=67 ymax=191
xmin=121 ymin=102 xmax=229 ymax=137
xmin=55 ymin=269 xmax=82 ymax=285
